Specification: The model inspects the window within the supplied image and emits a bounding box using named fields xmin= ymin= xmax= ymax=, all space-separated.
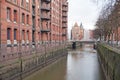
xmin=14 ymin=29 xmax=17 ymax=40
xmin=22 ymin=30 xmax=25 ymax=40
xmin=26 ymin=0 xmax=29 ymax=10
xmin=7 ymin=28 xmax=11 ymax=40
xmin=22 ymin=13 xmax=25 ymax=24
xmin=32 ymin=0 xmax=35 ymax=4
xmin=26 ymin=2 xmax=29 ymax=10
xmin=38 ymin=32 xmax=40 ymax=41
xmin=26 ymin=31 xmax=29 ymax=40
xmin=26 ymin=0 xmax=29 ymax=3
xmin=46 ymin=22 xmax=48 ymax=28
xmin=26 ymin=15 xmax=29 ymax=24
xmin=38 ymin=19 xmax=40 ymax=26
xmin=38 ymin=8 xmax=40 ymax=15
xmin=14 ymin=10 xmax=17 ymax=22
xmin=32 ymin=17 xmax=35 ymax=26
xmin=21 ymin=0 xmax=24 ymax=6
xmin=14 ymin=0 xmax=17 ymax=4
xmin=7 ymin=7 xmax=11 ymax=20
xmin=38 ymin=5 xmax=39 ymax=14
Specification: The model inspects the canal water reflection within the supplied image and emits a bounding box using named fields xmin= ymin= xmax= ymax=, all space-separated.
xmin=24 ymin=44 xmax=105 ymax=80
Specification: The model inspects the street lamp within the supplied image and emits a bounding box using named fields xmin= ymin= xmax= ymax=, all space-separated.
xmin=18 ymin=1 xmax=22 ymax=80
xmin=0 ymin=0 xmax=1 ymax=56
xmin=44 ymin=42 xmax=47 ymax=66
xmin=18 ymin=52 xmax=22 ymax=80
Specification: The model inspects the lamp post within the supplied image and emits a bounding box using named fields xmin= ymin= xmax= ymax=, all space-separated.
xmin=117 ymin=2 xmax=120 ymax=46
xmin=18 ymin=52 xmax=22 ymax=80
xmin=18 ymin=1 xmax=22 ymax=80
xmin=0 ymin=0 xmax=1 ymax=55
xmin=115 ymin=0 xmax=119 ymax=45
xmin=44 ymin=43 xmax=47 ymax=66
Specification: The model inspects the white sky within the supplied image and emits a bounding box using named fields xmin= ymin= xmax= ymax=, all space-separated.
xmin=68 ymin=0 xmax=103 ymax=38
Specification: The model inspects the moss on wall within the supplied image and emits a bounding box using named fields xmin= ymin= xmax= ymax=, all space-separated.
xmin=97 ymin=43 xmax=120 ymax=80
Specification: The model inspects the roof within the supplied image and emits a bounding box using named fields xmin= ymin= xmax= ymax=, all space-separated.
xmin=80 ymin=23 xmax=83 ymax=29
xmin=74 ymin=22 xmax=79 ymax=27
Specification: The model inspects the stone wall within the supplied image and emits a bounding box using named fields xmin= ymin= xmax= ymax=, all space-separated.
xmin=0 ymin=43 xmax=68 ymax=80
xmin=97 ymin=43 xmax=120 ymax=80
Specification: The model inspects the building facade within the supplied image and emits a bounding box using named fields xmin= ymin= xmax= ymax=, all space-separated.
xmin=0 ymin=0 xmax=68 ymax=60
xmin=40 ymin=0 xmax=51 ymax=42
xmin=50 ymin=0 xmax=68 ymax=42
xmin=0 ymin=0 xmax=34 ymax=62
xmin=71 ymin=22 xmax=84 ymax=40
xmin=113 ymin=27 xmax=120 ymax=41
xmin=62 ymin=0 xmax=68 ymax=41
xmin=0 ymin=0 xmax=68 ymax=79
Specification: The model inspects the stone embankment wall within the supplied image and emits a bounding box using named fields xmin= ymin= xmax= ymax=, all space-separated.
xmin=0 ymin=43 xmax=68 ymax=80
xmin=97 ymin=43 xmax=120 ymax=80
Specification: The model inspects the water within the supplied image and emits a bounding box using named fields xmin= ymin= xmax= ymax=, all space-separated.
xmin=24 ymin=44 xmax=105 ymax=80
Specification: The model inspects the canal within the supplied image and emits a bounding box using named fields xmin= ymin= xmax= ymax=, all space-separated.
xmin=24 ymin=44 xmax=105 ymax=80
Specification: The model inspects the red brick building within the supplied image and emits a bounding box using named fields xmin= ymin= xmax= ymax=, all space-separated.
xmin=62 ymin=0 xmax=68 ymax=41
xmin=0 ymin=0 xmax=68 ymax=59
xmin=0 ymin=0 xmax=34 ymax=62
xmin=40 ymin=0 xmax=51 ymax=42
xmin=51 ymin=0 xmax=61 ymax=42
xmin=105 ymin=27 xmax=120 ymax=42
xmin=0 ymin=0 xmax=68 ymax=78
xmin=71 ymin=22 xmax=84 ymax=40
xmin=113 ymin=27 xmax=120 ymax=41
xmin=50 ymin=0 xmax=68 ymax=42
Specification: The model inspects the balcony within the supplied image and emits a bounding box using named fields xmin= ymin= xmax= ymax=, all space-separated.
xmin=62 ymin=13 xmax=67 ymax=17
xmin=32 ymin=8 xmax=35 ymax=16
xmin=32 ymin=12 xmax=35 ymax=16
xmin=32 ymin=26 xmax=36 ymax=31
xmin=41 ymin=5 xmax=50 ymax=11
xmin=32 ymin=0 xmax=35 ymax=6
xmin=62 ymin=18 xmax=67 ymax=23
xmin=62 ymin=24 xmax=67 ymax=28
xmin=62 ymin=3 xmax=68 ymax=7
xmin=62 ymin=7 xmax=68 ymax=12
xmin=62 ymin=33 xmax=67 ymax=36
xmin=41 ymin=0 xmax=51 ymax=3
xmin=41 ymin=15 xmax=50 ymax=20
xmin=41 ymin=28 xmax=50 ymax=32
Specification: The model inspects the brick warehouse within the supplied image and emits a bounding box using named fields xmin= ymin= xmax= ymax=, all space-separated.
xmin=0 ymin=0 xmax=68 ymax=80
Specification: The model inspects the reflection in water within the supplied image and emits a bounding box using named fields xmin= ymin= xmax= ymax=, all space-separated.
xmin=24 ymin=44 xmax=105 ymax=80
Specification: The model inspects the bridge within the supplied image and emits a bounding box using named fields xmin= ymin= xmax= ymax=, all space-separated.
xmin=68 ymin=40 xmax=96 ymax=49
xmin=69 ymin=40 xmax=96 ymax=44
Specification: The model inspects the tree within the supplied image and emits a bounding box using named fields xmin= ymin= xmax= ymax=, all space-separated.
xmin=94 ymin=0 xmax=120 ymax=45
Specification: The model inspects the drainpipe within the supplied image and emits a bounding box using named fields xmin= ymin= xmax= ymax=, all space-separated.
xmin=0 ymin=0 xmax=1 ymax=51
xmin=18 ymin=2 xmax=22 ymax=80
xmin=0 ymin=0 xmax=1 ymax=72
xmin=39 ymin=0 xmax=41 ymax=44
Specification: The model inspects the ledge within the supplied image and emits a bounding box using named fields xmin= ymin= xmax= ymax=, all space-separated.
xmin=98 ymin=43 xmax=120 ymax=54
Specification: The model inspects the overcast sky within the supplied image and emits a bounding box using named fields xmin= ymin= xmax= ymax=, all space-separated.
xmin=68 ymin=0 xmax=103 ymax=37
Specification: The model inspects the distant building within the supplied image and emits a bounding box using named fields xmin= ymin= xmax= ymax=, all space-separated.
xmin=114 ymin=27 xmax=120 ymax=41
xmin=89 ymin=30 xmax=94 ymax=39
xmin=71 ymin=22 xmax=84 ymax=40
